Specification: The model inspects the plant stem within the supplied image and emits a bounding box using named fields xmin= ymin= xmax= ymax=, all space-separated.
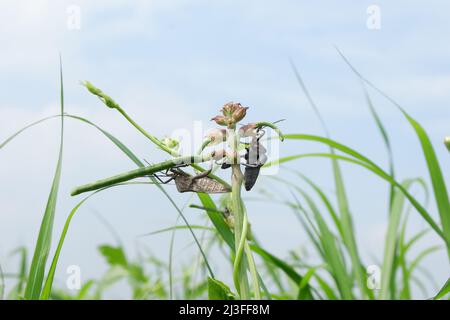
xmin=231 ymin=162 xmax=250 ymax=299
xmin=228 ymin=126 xmax=260 ymax=299
xmin=112 ymin=102 xmax=230 ymax=188
xmin=71 ymin=154 xmax=215 ymax=196
xmin=82 ymin=82 xmax=230 ymax=189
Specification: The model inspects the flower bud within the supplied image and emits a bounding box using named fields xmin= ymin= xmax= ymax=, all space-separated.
xmin=221 ymin=102 xmax=240 ymax=117
xmin=445 ymin=136 xmax=450 ymax=152
xmin=211 ymin=115 xmax=228 ymax=126
xmin=211 ymin=149 xmax=227 ymax=161
xmin=81 ymin=81 xmax=120 ymax=109
xmin=238 ymin=123 xmax=257 ymax=137
xmin=206 ymin=128 xmax=227 ymax=145
xmin=161 ymin=137 xmax=179 ymax=150
xmin=232 ymin=106 xmax=248 ymax=123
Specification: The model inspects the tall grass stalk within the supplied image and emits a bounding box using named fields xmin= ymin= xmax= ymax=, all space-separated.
xmin=24 ymin=58 xmax=64 ymax=300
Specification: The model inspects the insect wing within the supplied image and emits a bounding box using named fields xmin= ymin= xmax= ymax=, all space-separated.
xmin=244 ymin=166 xmax=261 ymax=191
xmin=192 ymin=177 xmax=230 ymax=194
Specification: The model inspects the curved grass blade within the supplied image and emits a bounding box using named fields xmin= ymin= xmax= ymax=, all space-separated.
xmin=141 ymin=225 xmax=215 ymax=237
xmin=291 ymin=192 xmax=353 ymax=299
xmin=196 ymin=193 xmax=235 ymax=250
xmin=337 ymin=48 xmax=450 ymax=259
xmin=81 ymin=81 xmax=229 ymax=189
xmin=250 ymin=245 xmax=314 ymax=299
xmin=41 ymin=188 xmax=104 ymax=299
xmin=362 ymin=84 xmax=396 ymax=211
xmin=268 ymin=135 xmax=445 ymax=239
xmin=3 ymin=111 xmax=216 ymax=297
xmin=380 ymin=179 xmax=418 ymax=299
xmin=24 ymin=59 xmax=64 ymax=300
xmin=433 ymin=278 xmax=450 ymax=300
xmin=0 ymin=115 xmax=60 ymax=150
xmin=0 ymin=262 xmax=4 ymax=299
xmin=289 ymin=60 xmax=367 ymax=298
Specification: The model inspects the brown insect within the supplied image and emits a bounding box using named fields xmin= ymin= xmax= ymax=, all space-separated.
xmin=154 ymin=166 xmax=230 ymax=194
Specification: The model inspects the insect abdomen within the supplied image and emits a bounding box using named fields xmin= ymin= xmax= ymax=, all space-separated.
xmin=244 ymin=166 xmax=261 ymax=191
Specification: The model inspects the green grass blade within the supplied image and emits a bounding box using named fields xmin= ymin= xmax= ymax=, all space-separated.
xmin=337 ymin=48 xmax=450 ymax=259
xmin=197 ymin=193 xmax=235 ymax=250
xmin=291 ymin=171 xmax=344 ymax=241
xmin=0 ymin=115 xmax=60 ymax=150
xmin=290 ymin=60 xmax=367 ymax=298
xmin=41 ymin=191 xmax=100 ymax=299
xmin=38 ymin=114 xmax=213 ymax=297
xmin=362 ymin=85 xmax=396 ymax=210
xmin=380 ymin=179 xmax=417 ymax=299
xmin=2 ymin=111 xmax=216 ymax=297
xmin=291 ymin=192 xmax=353 ymax=299
xmin=407 ymin=245 xmax=442 ymax=277
xmin=24 ymin=59 xmax=65 ymax=300
xmin=142 ymin=225 xmax=215 ymax=236
xmin=250 ymin=245 xmax=314 ymax=299
xmin=433 ymin=278 xmax=450 ymax=300
xmin=270 ymin=135 xmax=445 ymax=239
xmin=0 ymin=262 xmax=4 ymax=299
xmin=314 ymin=273 xmax=339 ymax=300
xmin=68 ymin=116 xmax=216 ymax=279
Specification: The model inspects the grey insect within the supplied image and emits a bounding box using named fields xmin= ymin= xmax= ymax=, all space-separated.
xmin=154 ymin=166 xmax=230 ymax=194
xmin=242 ymin=129 xmax=267 ymax=191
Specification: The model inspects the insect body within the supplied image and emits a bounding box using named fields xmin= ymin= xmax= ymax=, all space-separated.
xmin=243 ymin=130 xmax=267 ymax=191
xmin=155 ymin=167 xmax=230 ymax=194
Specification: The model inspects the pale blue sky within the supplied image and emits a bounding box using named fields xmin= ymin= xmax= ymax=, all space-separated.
xmin=0 ymin=1 xmax=449 ymax=298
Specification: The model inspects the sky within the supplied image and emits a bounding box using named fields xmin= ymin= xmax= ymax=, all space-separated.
xmin=0 ymin=0 xmax=449 ymax=298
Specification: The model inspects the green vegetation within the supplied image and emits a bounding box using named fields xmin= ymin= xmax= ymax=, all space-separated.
xmin=0 ymin=56 xmax=448 ymax=300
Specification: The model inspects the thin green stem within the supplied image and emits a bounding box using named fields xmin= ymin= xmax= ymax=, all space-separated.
xmin=231 ymin=163 xmax=250 ymax=299
xmin=228 ymin=126 xmax=261 ymax=299
xmin=71 ymin=153 xmax=215 ymax=196
xmin=82 ymin=81 xmax=230 ymax=189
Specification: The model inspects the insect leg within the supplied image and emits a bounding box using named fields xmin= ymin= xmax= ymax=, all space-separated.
xmin=151 ymin=173 xmax=175 ymax=184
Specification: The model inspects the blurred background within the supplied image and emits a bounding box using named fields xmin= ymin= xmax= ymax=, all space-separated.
xmin=0 ymin=0 xmax=449 ymax=298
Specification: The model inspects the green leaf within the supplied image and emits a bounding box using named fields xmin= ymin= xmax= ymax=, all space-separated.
xmin=197 ymin=193 xmax=235 ymax=250
xmin=40 ymin=183 xmax=148 ymax=300
xmin=207 ymin=277 xmax=236 ymax=300
xmin=337 ymin=48 xmax=450 ymax=259
xmin=268 ymin=135 xmax=445 ymax=240
xmin=24 ymin=58 xmax=65 ymax=300
xmin=251 ymin=245 xmax=314 ymax=299
xmin=98 ymin=245 xmax=128 ymax=267
xmin=380 ymin=179 xmax=417 ymax=299
xmin=291 ymin=192 xmax=353 ymax=299
xmin=43 ymin=115 xmax=214 ymax=297
xmin=433 ymin=278 xmax=450 ymax=300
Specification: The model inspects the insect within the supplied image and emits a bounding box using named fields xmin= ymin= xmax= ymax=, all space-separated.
xmin=153 ymin=165 xmax=230 ymax=194
xmin=242 ymin=129 xmax=267 ymax=191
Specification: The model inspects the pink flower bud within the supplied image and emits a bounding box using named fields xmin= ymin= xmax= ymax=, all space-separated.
xmin=211 ymin=115 xmax=228 ymax=126
xmin=211 ymin=149 xmax=227 ymax=160
xmin=221 ymin=102 xmax=240 ymax=117
xmin=206 ymin=128 xmax=227 ymax=145
xmin=232 ymin=106 xmax=248 ymax=123
xmin=238 ymin=123 xmax=257 ymax=137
